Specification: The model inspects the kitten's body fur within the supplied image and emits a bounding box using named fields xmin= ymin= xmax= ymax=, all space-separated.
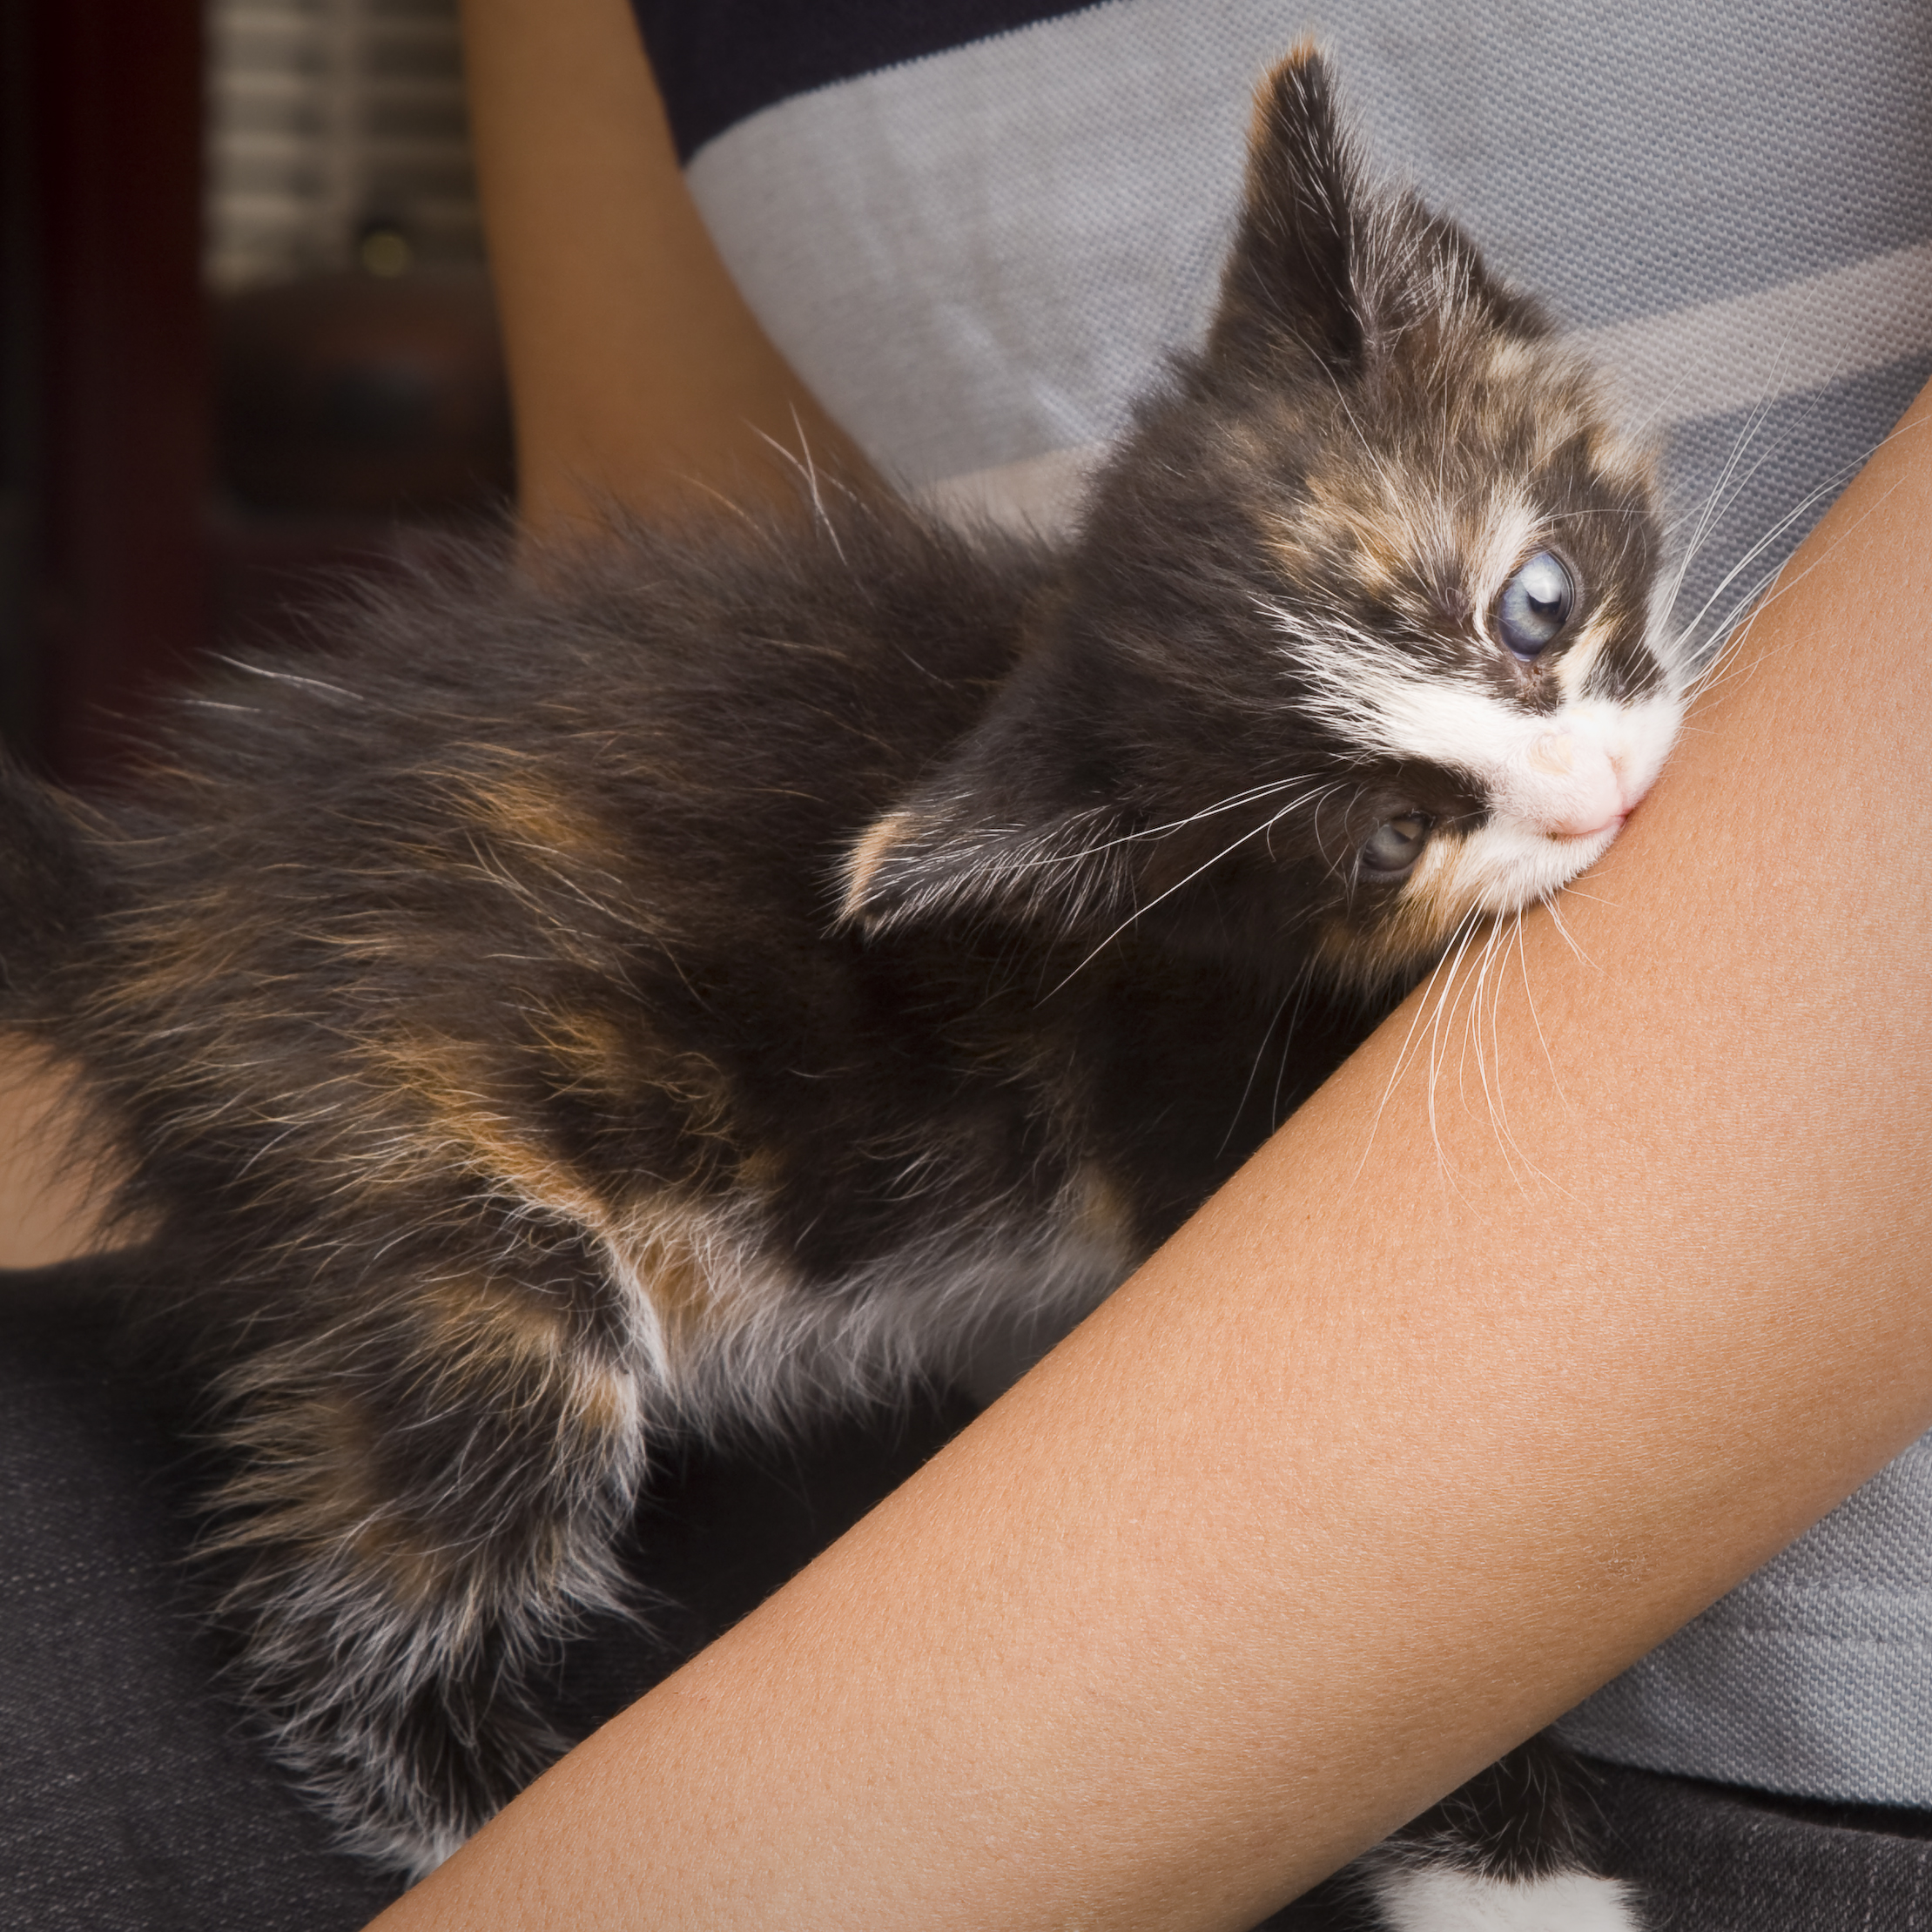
xmin=3 ymin=55 xmax=1680 ymax=1927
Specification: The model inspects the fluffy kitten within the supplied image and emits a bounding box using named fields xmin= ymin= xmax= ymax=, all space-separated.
xmin=1 ymin=50 xmax=1680 ymax=1927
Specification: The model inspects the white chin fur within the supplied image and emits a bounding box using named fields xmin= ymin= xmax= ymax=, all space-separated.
xmin=1412 ymin=815 xmax=1618 ymax=924
xmin=1366 ymin=1865 xmax=1643 ymax=1932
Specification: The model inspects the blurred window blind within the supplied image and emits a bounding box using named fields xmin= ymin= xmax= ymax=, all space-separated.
xmin=205 ymin=0 xmax=482 ymax=289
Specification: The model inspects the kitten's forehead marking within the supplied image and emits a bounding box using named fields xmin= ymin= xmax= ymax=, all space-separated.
xmin=1267 ymin=462 xmax=1430 ymax=598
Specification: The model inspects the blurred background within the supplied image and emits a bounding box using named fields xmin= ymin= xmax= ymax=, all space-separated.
xmin=1 ymin=0 xmax=513 ymax=784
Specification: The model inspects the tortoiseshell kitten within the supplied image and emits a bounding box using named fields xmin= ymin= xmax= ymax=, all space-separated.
xmin=1 ymin=53 xmax=1680 ymax=1929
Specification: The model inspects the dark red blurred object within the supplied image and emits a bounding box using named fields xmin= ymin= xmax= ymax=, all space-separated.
xmin=216 ymin=270 xmax=513 ymax=516
xmin=4 ymin=0 xmax=515 ymax=784
xmin=10 ymin=0 xmax=209 ymax=785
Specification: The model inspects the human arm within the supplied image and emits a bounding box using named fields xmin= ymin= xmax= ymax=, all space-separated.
xmin=366 ymin=384 xmax=1932 ymax=1930
xmin=457 ymin=0 xmax=873 ymax=535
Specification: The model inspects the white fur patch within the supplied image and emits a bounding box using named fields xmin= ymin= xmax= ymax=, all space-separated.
xmin=1367 ymin=1865 xmax=1642 ymax=1932
xmin=1268 ymin=609 xmax=1681 ymax=811
xmin=1265 ymin=604 xmax=1685 ymax=919
xmin=1416 ymin=815 xmax=1617 ymax=920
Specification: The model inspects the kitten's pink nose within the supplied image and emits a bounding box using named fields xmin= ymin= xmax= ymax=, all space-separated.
xmin=1527 ymin=731 xmax=1628 ymax=838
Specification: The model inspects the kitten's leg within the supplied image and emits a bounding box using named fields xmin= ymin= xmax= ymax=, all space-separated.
xmin=204 ymin=1226 xmax=648 ymax=1875
xmin=1350 ymin=1740 xmax=1643 ymax=1931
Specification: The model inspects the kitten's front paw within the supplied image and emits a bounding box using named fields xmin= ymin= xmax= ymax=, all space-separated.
xmin=1367 ymin=1867 xmax=1643 ymax=1932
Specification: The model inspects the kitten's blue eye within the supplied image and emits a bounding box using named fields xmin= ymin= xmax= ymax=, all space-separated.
xmin=1497 ymin=550 xmax=1574 ymax=660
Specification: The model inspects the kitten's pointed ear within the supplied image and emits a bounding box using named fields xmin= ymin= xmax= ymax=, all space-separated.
xmin=1208 ymin=47 xmax=1364 ymax=373
xmin=837 ymin=751 xmax=1134 ymax=940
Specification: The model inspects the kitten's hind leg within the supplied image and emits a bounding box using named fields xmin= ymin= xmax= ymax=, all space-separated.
xmin=204 ymin=1226 xmax=649 ymax=1875
xmin=1351 ymin=1740 xmax=1644 ymax=1930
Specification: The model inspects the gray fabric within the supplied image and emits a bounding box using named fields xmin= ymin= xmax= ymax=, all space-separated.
xmin=685 ymin=0 xmax=1932 ymax=503
xmin=1569 ymin=1763 xmax=1932 ymax=1932
xmin=678 ymin=0 xmax=1932 ymax=1811
xmin=1558 ymin=1435 xmax=1932 ymax=1808
xmin=687 ymin=0 xmax=1263 ymax=486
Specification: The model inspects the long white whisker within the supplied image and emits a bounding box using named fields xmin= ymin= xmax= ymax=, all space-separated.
xmin=1269 ymin=967 xmax=1323 ymax=1131
xmin=1508 ymin=909 xmax=1564 ymax=1109
xmin=1653 ymin=358 xmax=1839 ymax=683
xmin=1459 ymin=919 xmax=1513 ymax=1169
xmin=1676 ymin=454 xmax=1871 ymax=673
xmin=1352 ymin=907 xmax=1487 ymax=1185
xmin=1540 ymin=892 xmax=1595 ymax=973
xmin=1217 ymin=983 xmax=1299 ymax=1160
xmin=1418 ymin=913 xmax=1496 ymax=1194
xmin=1687 ymin=421 xmax=1928 ymax=707
xmin=1471 ymin=913 xmax=1568 ymax=1196
xmin=1657 ymin=397 xmax=1776 ymax=642
xmin=752 ymin=416 xmax=850 ymax=569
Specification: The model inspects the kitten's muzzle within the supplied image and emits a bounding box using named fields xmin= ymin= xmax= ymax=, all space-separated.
xmin=1505 ymin=729 xmax=1645 ymax=840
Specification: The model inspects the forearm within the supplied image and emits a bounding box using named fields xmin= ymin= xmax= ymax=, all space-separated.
xmin=370 ymin=390 xmax=1932 ymax=1930
xmin=459 ymin=0 xmax=873 ymax=532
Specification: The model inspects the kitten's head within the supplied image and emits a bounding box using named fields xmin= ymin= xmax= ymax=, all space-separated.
xmin=845 ymin=49 xmax=1684 ymax=996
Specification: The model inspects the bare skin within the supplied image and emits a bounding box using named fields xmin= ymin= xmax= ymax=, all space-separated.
xmin=362 ymin=369 xmax=1932 ymax=1928
xmin=458 ymin=0 xmax=874 ymax=535
xmin=0 ymin=1048 xmax=104 ymax=1268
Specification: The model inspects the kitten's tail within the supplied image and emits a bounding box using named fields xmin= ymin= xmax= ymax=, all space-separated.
xmin=0 ymin=748 xmax=109 ymax=1016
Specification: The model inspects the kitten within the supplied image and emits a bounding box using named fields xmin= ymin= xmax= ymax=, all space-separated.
xmin=1 ymin=50 xmax=1680 ymax=1928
